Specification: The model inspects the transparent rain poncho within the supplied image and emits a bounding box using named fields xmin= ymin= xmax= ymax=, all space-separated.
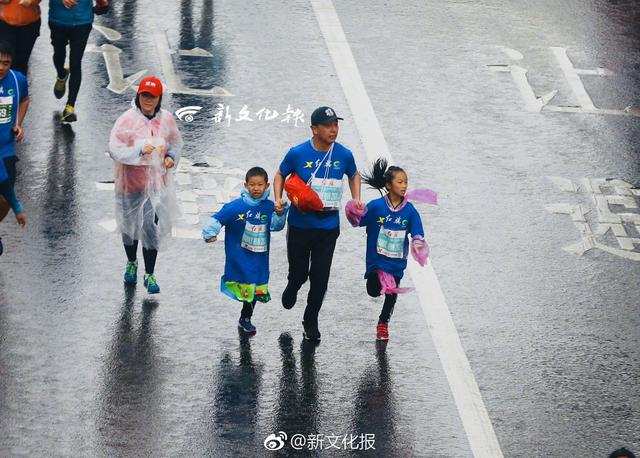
xmin=108 ymin=106 xmax=183 ymax=251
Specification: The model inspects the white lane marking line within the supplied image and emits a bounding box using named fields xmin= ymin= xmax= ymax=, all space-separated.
xmin=311 ymin=1 xmax=503 ymax=456
xmin=550 ymin=47 xmax=596 ymax=110
xmin=542 ymin=105 xmax=640 ymax=117
xmin=86 ymin=44 xmax=147 ymax=94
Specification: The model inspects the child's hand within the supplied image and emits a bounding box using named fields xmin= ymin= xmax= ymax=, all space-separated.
xmin=164 ymin=156 xmax=175 ymax=169
xmin=205 ymin=236 xmax=217 ymax=243
xmin=12 ymin=125 xmax=24 ymax=142
xmin=15 ymin=212 xmax=26 ymax=227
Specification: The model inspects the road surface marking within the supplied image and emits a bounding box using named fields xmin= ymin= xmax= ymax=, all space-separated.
xmin=547 ymin=177 xmax=640 ymax=260
xmin=550 ymin=47 xmax=596 ymax=110
xmin=311 ymin=1 xmax=503 ymax=456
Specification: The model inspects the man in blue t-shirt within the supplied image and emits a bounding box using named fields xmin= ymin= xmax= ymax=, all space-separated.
xmin=274 ymin=106 xmax=363 ymax=342
xmin=0 ymin=40 xmax=28 ymax=223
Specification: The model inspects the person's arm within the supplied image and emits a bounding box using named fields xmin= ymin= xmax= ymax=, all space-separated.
xmin=108 ymin=113 xmax=146 ymax=165
xmin=202 ymin=202 xmax=233 ymax=242
xmin=348 ymin=170 xmax=362 ymax=202
xmin=344 ymin=151 xmax=363 ymax=207
xmin=274 ymin=149 xmax=296 ymax=213
xmin=409 ymin=207 xmax=427 ymax=265
xmin=202 ymin=216 xmax=222 ymax=242
xmin=163 ymin=111 xmax=183 ymax=169
xmin=409 ymin=207 xmax=425 ymax=239
xmin=273 ymin=170 xmax=286 ymax=213
xmin=13 ymin=96 xmax=29 ymax=142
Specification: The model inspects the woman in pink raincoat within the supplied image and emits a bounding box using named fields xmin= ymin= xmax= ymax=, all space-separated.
xmin=108 ymin=76 xmax=182 ymax=294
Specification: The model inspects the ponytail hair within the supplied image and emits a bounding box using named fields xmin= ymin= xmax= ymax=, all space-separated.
xmin=361 ymin=158 xmax=405 ymax=196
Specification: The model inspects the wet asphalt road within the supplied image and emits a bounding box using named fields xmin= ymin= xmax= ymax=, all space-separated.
xmin=1 ymin=0 xmax=639 ymax=456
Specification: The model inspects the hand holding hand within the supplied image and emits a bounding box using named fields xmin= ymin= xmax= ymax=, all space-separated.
xmin=205 ymin=236 xmax=217 ymax=243
xmin=274 ymin=198 xmax=285 ymax=214
xmin=16 ymin=212 xmax=26 ymax=227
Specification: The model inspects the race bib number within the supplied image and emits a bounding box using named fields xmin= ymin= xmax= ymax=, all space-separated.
xmin=376 ymin=228 xmax=406 ymax=259
xmin=0 ymin=96 xmax=13 ymax=125
xmin=310 ymin=177 xmax=342 ymax=210
xmin=241 ymin=222 xmax=268 ymax=253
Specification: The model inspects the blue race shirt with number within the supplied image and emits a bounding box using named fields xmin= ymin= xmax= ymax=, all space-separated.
xmin=0 ymin=70 xmax=28 ymax=159
xmin=360 ymin=196 xmax=424 ymax=279
xmin=214 ymin=197 xmax=276 ymax=286
xmin=279 ymin=139 xmax=357 ymax=230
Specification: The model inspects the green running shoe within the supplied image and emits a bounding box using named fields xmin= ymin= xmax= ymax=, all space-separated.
xmin=123 ymin=260 xmax=138 ymax=284
xmin=144 ymin=274 xmax=160 ymax=294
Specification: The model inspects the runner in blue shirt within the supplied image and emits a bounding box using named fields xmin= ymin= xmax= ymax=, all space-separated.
xmin=202 ymin=167 xmax=288 ymax=334
xmin=350 ymin=158 xmax=432 ymax=341
xmin=273 ymin=106 xmax=363 ymax=342
xmin=0 ymin=40 xmax=28 ymax=254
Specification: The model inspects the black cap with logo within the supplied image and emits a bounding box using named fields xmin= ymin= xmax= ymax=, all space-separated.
xmin=310 ymin=106 xmax=344 ymax=125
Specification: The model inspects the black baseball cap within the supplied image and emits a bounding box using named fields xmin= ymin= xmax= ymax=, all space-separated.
xmin=311 ymin=106 xmax=343 ymax=125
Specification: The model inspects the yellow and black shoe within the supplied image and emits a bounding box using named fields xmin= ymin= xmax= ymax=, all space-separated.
xmin=60 ymin=104 xmax=77 ymax=123
xmin=53 ymin=69 xmax=69 ymax=99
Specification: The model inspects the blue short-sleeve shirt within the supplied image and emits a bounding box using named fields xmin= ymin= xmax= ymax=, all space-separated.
xmin=0 ymin=70 xmax=28 ymax=159
xmin=279 ymin=139 xmax=357 ymax=230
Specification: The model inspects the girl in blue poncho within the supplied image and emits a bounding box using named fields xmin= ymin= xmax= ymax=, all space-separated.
xmin=346 ymin=158 xmax=436 ymax=341
xmin=202 ymin=167 xmax=288 ymax=334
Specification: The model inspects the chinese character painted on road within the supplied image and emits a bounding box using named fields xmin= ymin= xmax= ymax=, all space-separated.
xmin=546 ymin=177 xmax=640 ymax=261
xmin=487 ymin=46 xmax=639 ymax=117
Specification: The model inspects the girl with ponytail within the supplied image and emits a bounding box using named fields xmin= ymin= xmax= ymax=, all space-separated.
xmin=345 ymin=158 xmax=437 ymax=341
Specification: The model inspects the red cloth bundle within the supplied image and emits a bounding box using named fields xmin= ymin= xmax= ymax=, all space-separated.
xmin=284 ymin=173 xmax=323 ymax=214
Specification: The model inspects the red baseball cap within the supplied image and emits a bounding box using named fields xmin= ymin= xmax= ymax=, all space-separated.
xmin=137 ymin=76 xmax=163 ymax=97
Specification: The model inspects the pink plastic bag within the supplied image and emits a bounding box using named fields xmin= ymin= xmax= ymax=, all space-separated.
xmin=377 ymin=270 xmax=414 ymax=295
xmin=345 ymin=199 xmax=367 ymax=227
xmin=411 ymin=236 xmax=429 ymax=267
xmin=406 ymin=188 xmax=438 ymax=205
